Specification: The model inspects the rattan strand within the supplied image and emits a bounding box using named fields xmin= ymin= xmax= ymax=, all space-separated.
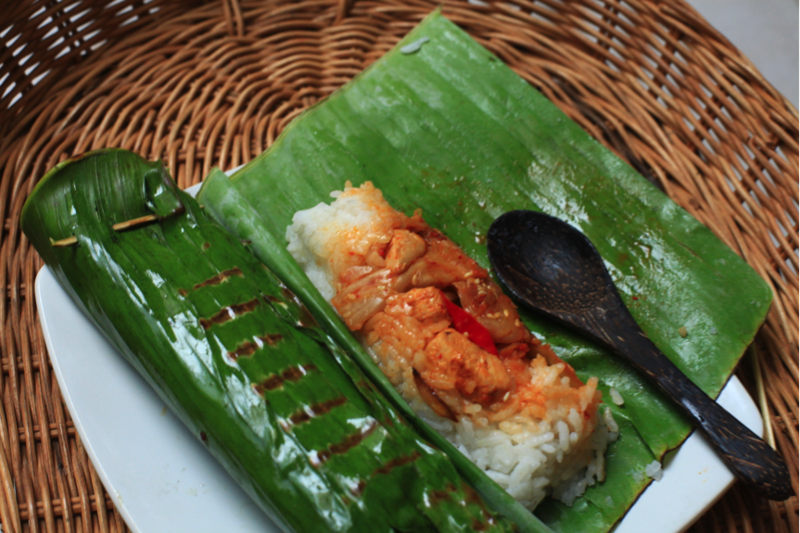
xmin=0 ymin=0 xmax=797 ymax=532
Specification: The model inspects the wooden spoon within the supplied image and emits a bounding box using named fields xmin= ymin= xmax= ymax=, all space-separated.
xmin=487 ymin=209 xmax=793 ymax=501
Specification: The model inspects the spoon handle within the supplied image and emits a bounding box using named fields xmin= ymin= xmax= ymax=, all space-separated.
xmin=591 ymin=312 xmax=794 ymax=501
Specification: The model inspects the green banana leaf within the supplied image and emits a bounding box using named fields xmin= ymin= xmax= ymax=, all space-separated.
xmin=197 ymin=10 xmax=772 ymax=533
xmin=21 ymin=149 xmax=525 ymax=533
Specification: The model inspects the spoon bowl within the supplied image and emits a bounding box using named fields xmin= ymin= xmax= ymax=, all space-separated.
xmin=487 ymin=209 xmax=793 ymax=501
xmin=490 ymin=211 xmax=609 ymax=315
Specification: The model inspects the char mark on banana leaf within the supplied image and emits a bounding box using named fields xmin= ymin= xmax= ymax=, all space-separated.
xmin=351 ymin=450 xmax=425 ymax=496
xmin=289 ymin=396 xmax=349 ymax=425
xmin=199 ymin=297 xmax=261 ymax=329
xmin=253 ymin=363 xmax=318 ymax=393
xmin=229 ymin=333 xmax=285 ymax=360
xmin=192 ymin=267 xmax=245 ymax=290
xmin=428 ymin=484 xmax=462 ymax=508
xmin=372 ymin=450 xmax=423 ymax=477
xmin=311 ymin=420 xmax=379 ymax=466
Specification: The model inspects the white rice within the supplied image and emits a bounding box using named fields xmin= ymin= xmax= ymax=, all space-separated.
xmin=413 ymin=398 xmax=613 ymax=509
xmin=609 ymin=387 xmax=624 ymax=406
xmin=285 ymin=184 xmax=611 ymax=510
xmin=646 ymin=460 xmax=663 ymax=481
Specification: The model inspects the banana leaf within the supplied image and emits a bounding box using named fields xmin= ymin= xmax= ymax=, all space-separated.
xmin=197 ymin=10 xmax=772 ymax=533
xmin=21 ymin=149 xmax=526 ymax=533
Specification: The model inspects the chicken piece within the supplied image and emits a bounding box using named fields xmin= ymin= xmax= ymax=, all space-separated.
xmin=415 ymin=328 xmax=512 ymax=406
xmin=362 ymin=287 xmax=452 ymax=359
xmin=364 ymin=247 xmax=387 ymax=270
xmin=385 ymin=229 xmax=427 ymax=274
xmin=338 ymin=265 xmax=375 ymax=287
xmin=384 ymin=286 xmax=449 ymax=324
xmin=393 ymin=230 xmax=486 ymax=292
xmin=413 ymin=369 xmax=457 ymax=422
xmin=454 ymin=278 xmax=529 ymax=344
xmin=498 ymin=342 xmax=529 ymax=360
xmin=332 ymin=269 xmax=393 ymax=330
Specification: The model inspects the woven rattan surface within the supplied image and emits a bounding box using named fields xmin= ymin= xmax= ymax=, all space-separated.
xmin=0 ymin=0 xmax=797 ymax=531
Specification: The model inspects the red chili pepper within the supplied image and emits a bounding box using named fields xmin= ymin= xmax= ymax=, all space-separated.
xmin=441 ymin=291 xmax=498 ymax=355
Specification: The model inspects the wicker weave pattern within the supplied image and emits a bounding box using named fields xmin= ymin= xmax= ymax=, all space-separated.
xmin=0 ymin=0 xmax=796 ymax=532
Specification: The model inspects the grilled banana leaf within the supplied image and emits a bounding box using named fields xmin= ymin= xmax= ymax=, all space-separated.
xmin=21 ymin=149 xmax=527 ymax=533
xmin=196 ymin=11 xmax=773 ymax=533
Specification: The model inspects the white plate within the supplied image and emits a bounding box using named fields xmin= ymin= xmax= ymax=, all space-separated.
xmin=34 ymin=183 xmax=764 ymax=533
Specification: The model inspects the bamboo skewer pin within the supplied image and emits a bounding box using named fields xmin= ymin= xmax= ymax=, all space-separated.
xmin=50 ymin=236 xmax=78 ymax=247
xmin=112 ymin=214 xmax=159 ymax=231
xmin=51 ymin=214 xmax=160 ymax=247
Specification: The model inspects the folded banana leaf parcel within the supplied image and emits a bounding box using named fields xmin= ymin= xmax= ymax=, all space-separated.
xmin=24 ymin=148 xmax=539 ymax=533
xmin=22 ymin=10 xmax=771 ymax=533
